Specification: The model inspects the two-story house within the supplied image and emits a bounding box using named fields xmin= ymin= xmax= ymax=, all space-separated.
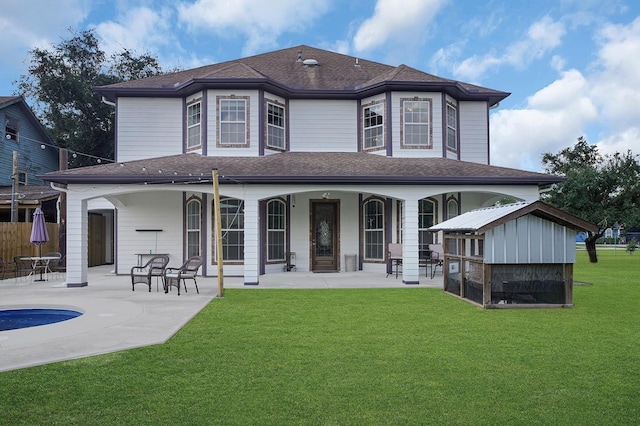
xmin=41 ymin=46 xmax=562 ymax=287
xmin=1 ymin=96 xmax=59 ymax=222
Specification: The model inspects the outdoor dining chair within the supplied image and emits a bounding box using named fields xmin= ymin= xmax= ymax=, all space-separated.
xmin=1 ymin=257 xmax=17 ymax=281
xmin=424 ymin=244 xmax=444 ymax=278
xmin=14 ymin=256 xmax=38 ymax=282
xmin=386 ymin=243 xmax=403 ymax=278
xmin=163 ymin=256 xmax=203 ymax=295
xmin=130 ymin=254 xmax=170 ymax=292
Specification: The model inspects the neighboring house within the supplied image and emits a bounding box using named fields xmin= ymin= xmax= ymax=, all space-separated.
xmin=0 ymin=96 xmax=59 ymax=222
xmin=40 ymin=45 xmax=563 ymax=287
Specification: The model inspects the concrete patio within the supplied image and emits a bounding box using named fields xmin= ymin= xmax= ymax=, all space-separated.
xmin=0 ymin=265 xmax=442 ymax=372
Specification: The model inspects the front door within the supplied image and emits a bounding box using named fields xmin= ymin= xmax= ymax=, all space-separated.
xmin=311 ymin=201 xmax=339 ymax=272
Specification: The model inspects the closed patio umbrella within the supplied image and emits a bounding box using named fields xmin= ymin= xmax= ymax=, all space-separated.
xmin=30 ymin=207 xmax=50 ymax=281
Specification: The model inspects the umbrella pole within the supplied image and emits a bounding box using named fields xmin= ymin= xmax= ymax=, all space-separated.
xmin=39 ymin=245 xmax=43 ymax=281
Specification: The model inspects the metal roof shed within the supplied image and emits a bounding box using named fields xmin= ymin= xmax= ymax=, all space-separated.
xmin=429 ymin=200 xmax=598 ymax=308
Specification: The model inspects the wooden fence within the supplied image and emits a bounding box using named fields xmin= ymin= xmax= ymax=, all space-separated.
xmin=0 ymin=222 xmax=60 ymax=262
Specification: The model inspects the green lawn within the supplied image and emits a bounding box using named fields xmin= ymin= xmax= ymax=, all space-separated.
xmin=2 ymin=251 xmax=639 ymax=425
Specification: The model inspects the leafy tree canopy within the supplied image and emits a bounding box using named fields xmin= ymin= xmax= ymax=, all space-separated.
xmin=16 ymin=29 xmax=167 ymax=167
xmin=541 ymin=136 xmax=640 ymax=262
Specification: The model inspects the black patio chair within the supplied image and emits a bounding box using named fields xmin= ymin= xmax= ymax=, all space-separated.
xmin=164 ymin=256 xmax=203 ymax=296
xmin=130 ymin=255 xmax=170 ymax=292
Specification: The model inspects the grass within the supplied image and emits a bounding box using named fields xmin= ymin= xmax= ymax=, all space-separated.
xmin=2 ymin=250 xmax=639 ymax=425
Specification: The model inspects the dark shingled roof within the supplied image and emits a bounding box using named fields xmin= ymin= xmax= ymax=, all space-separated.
xmin=0 ymin=185 xmax=60 ymax=204
xmin=39 ymin=152 xmax=563 ymax=186
xmin=95 ymin=45 xmax=509 ymax=105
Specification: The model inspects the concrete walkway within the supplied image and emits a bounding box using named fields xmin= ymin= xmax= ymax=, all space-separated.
xmin=0 ymin=266 xmax=442 ymax=372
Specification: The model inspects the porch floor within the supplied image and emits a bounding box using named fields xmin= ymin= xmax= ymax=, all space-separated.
xmin=0 ymin=266 xmax=442 ymax=372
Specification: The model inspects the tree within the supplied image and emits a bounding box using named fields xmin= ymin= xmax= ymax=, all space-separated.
xmin=16 ymin=29 xmax=167 ymax=167
xmin=541 ymin=137 xmax=640 ymax=262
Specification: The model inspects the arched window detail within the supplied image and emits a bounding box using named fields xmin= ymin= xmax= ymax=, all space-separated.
xmin=186 ymin=197 xmax=201 ymax=258
xmin=363 ymin=197 xmax=385 ymax=261
xmin=419 ymin=198 xmax=438 ymax=252
xmin=267 ymin=199 xmax=286 ymax=261
xmin=447 ymin=197 xmax=458 ymax=220
xmin=213 ymin=197 xmax=244 ymax=261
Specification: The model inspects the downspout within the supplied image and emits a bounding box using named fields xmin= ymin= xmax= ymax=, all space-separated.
xmin=101 ymin=96 xmax=116 ymax=107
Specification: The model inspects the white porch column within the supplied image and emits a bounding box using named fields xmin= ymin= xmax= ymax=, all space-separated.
xmin=66 ymin=193 xmax=88 ymax=287
xmin=402 ymin=197 xmax=420 ymax=284
xmin=243 ymin=196 xmax=260 ymax=285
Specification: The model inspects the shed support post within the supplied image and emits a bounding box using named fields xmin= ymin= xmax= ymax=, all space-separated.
xmin=483 ymin=264 xmax=492 ymax=308
xmin=564 ymin=263 xmax=573 ymax=305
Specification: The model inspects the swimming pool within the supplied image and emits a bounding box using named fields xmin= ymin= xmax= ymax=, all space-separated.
xmin=0 ymin=308 xmax=83 ymax=331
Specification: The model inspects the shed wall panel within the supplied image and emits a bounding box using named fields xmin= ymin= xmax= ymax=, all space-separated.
xmin=504 ymin=220 xmax=518 ymax=263
xmin=516 ymin=216 xmax=530 ymax=263
xmin=485 ymin=214 xmax=577 ymax=264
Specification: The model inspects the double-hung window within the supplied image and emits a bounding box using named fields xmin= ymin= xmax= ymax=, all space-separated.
xmin=363 ymin=198 xmax=385 ymax=260
xmin=220 ymin=99 xmax=247 ymax=145
xmin=217 ymin=198 xmax=244 ymax=261
xmin=446 ymin=103 xmax=457 ymax=151
xmin=186 ymin=198 xmax=201 ymax=258
xmin=363 ymin=103 xmax=384 ymax=149
xmin=419 ymin=198 xmax=437 ymax=252
xmin=266 ymin=102 xmax=285 ymax=150
xmin=187 ymin=101 xmax=201 ymax=149
xmin=267 ymin=199 xmax=286 ymax=261
xmin=402 ymin=100 xmax=430 ymax=147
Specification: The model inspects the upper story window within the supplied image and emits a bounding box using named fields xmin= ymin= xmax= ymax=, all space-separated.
xmin=446 ymin=103 xmax=457 ymax=152
xmin=5 ymin=115 xmax=18 ymax=142
xmin=401 ymin=99 xmax=432 ymax=148
xmin=266 ymin=101 xmax=285 ymax=150
xmin=187 ymin=101 xmax=201 ymax=149
xmin=218 ymin=97 xmax=248 ymax=146
xmin=362 ymin=101 xmax=384 ymax=150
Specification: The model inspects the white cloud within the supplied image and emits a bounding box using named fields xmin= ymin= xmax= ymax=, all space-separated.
xmin=352 ymin=0 xmax=447 ymax=53
xmin=177 ymin=0 xmax=331 ymax=56
xmin=453 ymin=16 xmax=566 ymax=81
xmin=590 ymin=16 xmax=640 ymax=130
xmin=94 ymin=7 xmax=175 ymax=57
xmin=0 ymin=0 xmax=91 ymax=83
xmin=490 ymin=69 xmax=597 ymax=171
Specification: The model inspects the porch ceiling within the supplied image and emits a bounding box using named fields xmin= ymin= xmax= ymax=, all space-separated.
xmin=38 ymin=152 xmax=564 ymax=187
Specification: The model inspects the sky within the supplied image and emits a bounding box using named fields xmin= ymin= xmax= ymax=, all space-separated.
xmin=1 ymin=0 xmax=639 ymax=172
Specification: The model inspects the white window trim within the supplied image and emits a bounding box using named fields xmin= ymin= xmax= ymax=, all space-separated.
xmin=362 ymin=102 xmax=384 ymax=150
xmin=419 ymin=198 xmax=437 ymax=250
xmin=401 ymin=98 xmax=432 ymax=148
xmin=363 ymin=198 xmax=385 ymax=261
xmin=446 ymin=103 xmax=457 ymax=152
xmin=266 ymin=101 xmax=285 ymax=150
xmin=219 ymin=98 xmax=248 ymax=146
xmin=186 ymin=101 xmax=201 ymax=149
xmin=215 ymin=198 xmax=244 ymax=262
xmin=186 ymin=198 xmax=201 ymax=258
xmin=266 ymin=199 xmax=286 ymax=262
